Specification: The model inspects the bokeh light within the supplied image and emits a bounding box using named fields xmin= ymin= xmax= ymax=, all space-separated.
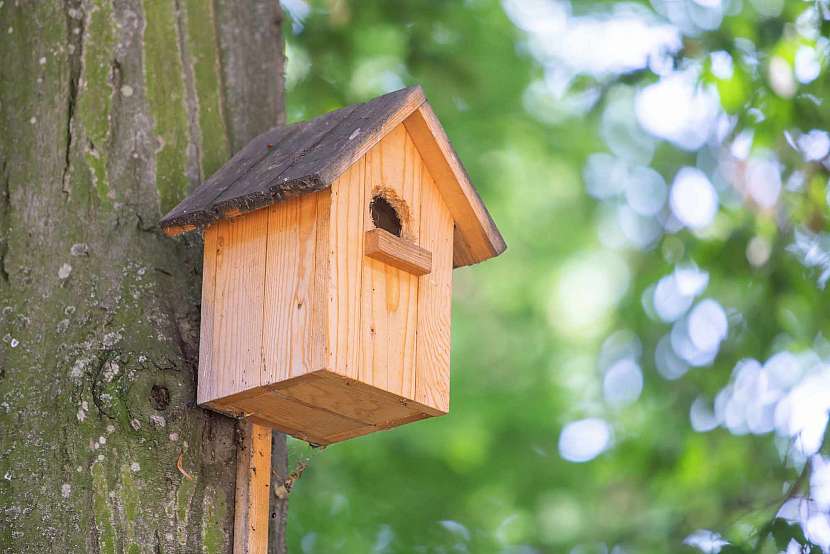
xmin=558 ymin=418 xmax=613 ymax=463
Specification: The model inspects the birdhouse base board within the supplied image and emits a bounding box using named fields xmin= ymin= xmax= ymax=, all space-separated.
xmin=201 ymin=370 xmax=446 ymax=445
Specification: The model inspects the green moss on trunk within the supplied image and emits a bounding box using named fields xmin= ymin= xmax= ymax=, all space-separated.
xmin=142 ymin=0 xmax=190 ymax=213
xmin=181 ymin=0 xmax=230 ymax=177
xmin=76 ymin=0 xmax=115 ymax=205
xmin=0 ymin=1 xmax=286 ymax=552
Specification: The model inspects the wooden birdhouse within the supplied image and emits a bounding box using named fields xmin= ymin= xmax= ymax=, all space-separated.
xmin=160 ymin=86 xmax=505 ymax=445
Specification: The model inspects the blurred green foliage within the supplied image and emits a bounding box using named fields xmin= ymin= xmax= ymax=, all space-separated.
xmin=282 ymin=1 xmax=830 ymax=552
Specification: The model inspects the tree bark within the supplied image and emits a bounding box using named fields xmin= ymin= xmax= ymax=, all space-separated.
xmin=0 ymin=1 xmax=286 ymax=552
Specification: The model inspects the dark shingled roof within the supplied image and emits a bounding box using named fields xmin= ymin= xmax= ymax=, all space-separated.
xmin=160 ymin=85 xmax=506 ymax=267
xmin=160 ymin=86 xmax=426 ymax=233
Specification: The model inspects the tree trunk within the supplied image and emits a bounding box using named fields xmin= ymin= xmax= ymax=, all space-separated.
xmin=0 ymin=1 xmax=287 ymax=552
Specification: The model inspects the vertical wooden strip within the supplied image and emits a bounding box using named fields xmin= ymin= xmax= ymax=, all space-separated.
xmin=212 ymin=210 xmax=268 ymax=398
xmin=197 ymin=224 xmax=219 ymax=405
xmin=329 ymin=159 xmax=367 ymax=379
xmin=261 ymin=198 xmax=298 ymax=385
xmin=415 ymin=165 xmax=454 ymax=413
xmin=233 ymin=421 xmax=272 ymax=554
xmin=402 ymin=131 xmax=424 ymax=238
xmin=361 ymin=140 xmax=389 ymax=390
xmin=388 ymin=131 xmax=421 ymax=398
xmin=402 ymin=132 xmax=423 ymax=400
xmin=360 ymin=126 xmax=421 ymax=396
xmin=295 ymin=194 xmax=320 ymax=375
xmin=268 ymin=433 xmax=289 ymax=551
xmin=261 ymin=193 xmax=320 ymax=385
xmin=311 ymin=190 xmax=331 ymax=374
xmin=210 ymin=220 xmax=230 ymax=400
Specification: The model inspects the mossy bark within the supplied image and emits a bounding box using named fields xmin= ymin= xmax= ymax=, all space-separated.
xmin=0 ymin=1 xmax=286 ymax=552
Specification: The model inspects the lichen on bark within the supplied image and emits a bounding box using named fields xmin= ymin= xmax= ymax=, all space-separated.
xmin=0 ymin=1 xmax=286 ymax=552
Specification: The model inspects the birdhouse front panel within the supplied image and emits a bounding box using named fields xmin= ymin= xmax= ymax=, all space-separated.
xmin=327 ymin=124 xmax=454 ymax=414
xmin=161 ymin=86 xmax=505 ymax=445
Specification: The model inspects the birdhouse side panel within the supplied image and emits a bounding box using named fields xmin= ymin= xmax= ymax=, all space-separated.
xmin=196 ymin=223 xmax=219 ymax=405
xmin=197 ymin=192 xmax=330 ymax=407
xmin=415 ymin=164 xmax=454 ymax=414
xmin=326 ymin=156 xmax=368 ymax=380
xmin=260 ymin=191 xmax=329 ymax=386
xmin=198 ymin=209 xmax=269 ymax=404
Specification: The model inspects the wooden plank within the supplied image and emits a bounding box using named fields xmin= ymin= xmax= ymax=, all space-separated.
xmin=207 ymin=370 xmax=446 ymax=444
xmin=403 ymin=103 xmax=506 ymax=267
xmin=359 ymin=125 xmax=421 ymax=398
xmin=311 ymin=189 xmax=331 ymax=376
xmin=415 ymin=163 xmax=454 ymax=413
xmin=196 ymin=223 xmax=219 ymax=405
xmin=233 ymin=420 xmax=272 ymax=554
xmin=243 ymin=390 xmax=364 ymax=445
xmin=280 ymin=370 xmax=419 ymax=426
xmin=211 ymin=209 xmax=269 ymax=398
xmin=327 ymin=159 xmax=367 ymax=380
xmin=201 ymin=400 xmax=246 ymax=419
xmin=227 ymin=371 xmax=443 ymax=444
xmin=322 ymin=411 xmax=433 ymax=444
xmin=400 ymin=131 xmax=423 ymax=400
xmin=364 ymin=228 xmax=432 ymax=276
xmin=260 ymin=192 xmax=322 ymax=386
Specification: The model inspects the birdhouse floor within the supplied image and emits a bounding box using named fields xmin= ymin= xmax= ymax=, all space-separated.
xmin=203 ymin=369 xmax=446 ymax=445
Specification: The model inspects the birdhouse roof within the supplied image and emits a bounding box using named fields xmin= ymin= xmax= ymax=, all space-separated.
xmin=160 ymin=86 xmax=505 ymax=267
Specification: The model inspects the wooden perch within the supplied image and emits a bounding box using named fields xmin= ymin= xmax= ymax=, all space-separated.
xmin=365 ymin=228 xmax=432 ymax=276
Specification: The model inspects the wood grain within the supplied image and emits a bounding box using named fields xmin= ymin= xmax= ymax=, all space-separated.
xmin=279 ymin=370 xmax=416 ymax=426
xmin=359 ymin=125 xmax=421 ymax=398
xmin=311 ymin=189 xmax=331 ymax=376
xmin=197 ymin=223 xmax=219 ymax=405
xmin=244 ymin=389 xmax=363 ymax=444
xmin=261 ymin=192 xmax=322 ymax=384
xmin=213 ymin=370 xmax=443 ymax=445
xmin=364 ymin=228 xmax=432 ymax=276
xmin=415 ymin=164 xmax=454 ymax=413
xmin=327 ymin=159 xmax=367 ymax=380
xmin=200 ymin=191 xmax=328 ymax=405
xmin=233 ymin=420 xmax=272 ymax=554
xmin=211 ymin=209 xmax=268 ymax=398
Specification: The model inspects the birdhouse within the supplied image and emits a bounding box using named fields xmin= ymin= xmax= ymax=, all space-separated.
xmin=160 ymin=86 xmax=505 ymax=444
